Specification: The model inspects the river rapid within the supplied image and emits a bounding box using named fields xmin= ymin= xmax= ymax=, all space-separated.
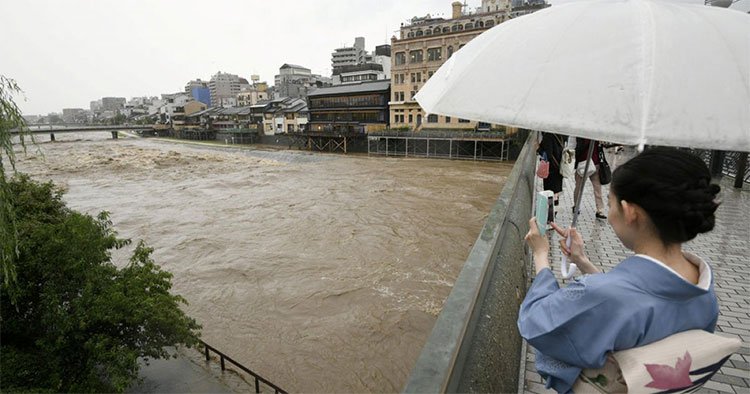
xmin=13 ymin=133 xmax=511 ymax=392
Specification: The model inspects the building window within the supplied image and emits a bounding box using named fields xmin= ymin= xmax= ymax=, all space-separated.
xmin=416 ymin=73 xmax=422 ymax=83
xmin=411 ymin=73 xmax=416 ymax=83
xmin=465 ymin=23 xmax=473 ymax=29
xmin=408 ymin=31 xmax=415 ymax=38
xmin=443 ymin=26 xmax=450 ymax=33
xmin=477 ymin=21 xmax=484 ymax=28
xmin=408 ymin=114 xmax=413 ymax=123
xmin=395 ymin=52 xmax=406 ymax=65
xmin=427 ymin=114 xmax=438 ymax=123
xmin=427 ymin=47 xmax=442 ymax=62
xmin=459 ymin=118 xmax=471 ymax=123
xmin=409 ymin=50 xmax=423 ymax=63
xmin=486 ymin=20 xmax=495 ymax=27
xmin=428 ymin=71 xmax=434 ymax=79
xmin=416 ymin=30 xmax=423 ymax=37
xmin=445 ymin=116 xmax=451 ymax=123
xmin=410 ymin=91 xmax=416 ymax=100
xmin=425 ymin=28 xmax=432 ymax=35
xmin=447 ymin=46 xmax=454 ymax=58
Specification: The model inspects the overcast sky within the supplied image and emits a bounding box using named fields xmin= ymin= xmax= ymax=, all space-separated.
xmin=2 ymin=0 xmax=748 ymax=115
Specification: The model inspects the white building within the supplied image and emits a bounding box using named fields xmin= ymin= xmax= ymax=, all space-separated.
xmin=331 ymin=38 xmax=391 ymax=85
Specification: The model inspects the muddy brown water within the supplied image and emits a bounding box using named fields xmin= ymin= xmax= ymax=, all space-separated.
xmin=13 ymin=133 xmax=511 ymax=392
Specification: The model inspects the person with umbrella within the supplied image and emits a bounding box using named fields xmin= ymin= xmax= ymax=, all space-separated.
xmin=411 ymin=0 xmax=748 ymax=391
xmin=519 ymin=148 xmax=721 ymax=393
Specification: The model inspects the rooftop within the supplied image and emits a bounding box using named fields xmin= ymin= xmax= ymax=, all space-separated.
xmin=307 ymin=80 xmax=390 ymax=97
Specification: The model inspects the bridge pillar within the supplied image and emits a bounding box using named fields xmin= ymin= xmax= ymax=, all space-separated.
xmin=50 ymin=133 xmax=55 ymax=142
xmin=111 ymin=131 xmax=118 ymax=139
xmin=735 ymin=152 xmax=748 ymax=190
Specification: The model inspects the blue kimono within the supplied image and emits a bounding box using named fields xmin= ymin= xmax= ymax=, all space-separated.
xmin=518 ymin=254 xmax=718 ymax=393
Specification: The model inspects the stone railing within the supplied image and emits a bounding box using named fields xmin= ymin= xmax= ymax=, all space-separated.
xmin=403 ymin=132 xmax=537 ymax=393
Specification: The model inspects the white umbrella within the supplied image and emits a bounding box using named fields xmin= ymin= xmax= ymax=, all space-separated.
xmin=416 ymin=0 xmax=750 ymax=152
xmin=415 ymin=0 xmax=750 ymax=277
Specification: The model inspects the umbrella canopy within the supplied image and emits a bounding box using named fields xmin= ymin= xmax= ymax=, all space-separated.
xmin=415 ymin=0 xmax=750 ymax=152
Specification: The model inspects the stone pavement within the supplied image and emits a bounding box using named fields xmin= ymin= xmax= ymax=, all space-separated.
xmin=522 ymin=151 xmax=750 ymax=394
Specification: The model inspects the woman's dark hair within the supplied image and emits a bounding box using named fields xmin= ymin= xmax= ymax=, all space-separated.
xmin=611 ymin=147 xmax=721 ymax=244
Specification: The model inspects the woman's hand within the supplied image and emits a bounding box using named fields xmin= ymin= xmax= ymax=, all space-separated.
xmin=550 ymin=223 xmax=601 ymax=274
xmin=525 ymin=218 xmax=550 ymax=273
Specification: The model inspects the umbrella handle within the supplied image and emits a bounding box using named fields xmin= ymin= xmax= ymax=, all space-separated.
xmin=560 ymin=236 xmax=578 ymax=279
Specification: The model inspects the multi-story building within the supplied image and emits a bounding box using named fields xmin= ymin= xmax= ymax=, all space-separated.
xmin=274 ymin=64 xmax=331 ymax=100
xmin=307 ymin=80 xmax=390 ymax=134
xmin=185 ymin=79 xmax=211 ymax=106
xmin=90 ymin=100 xmax=102 ymax=113
xmin=209 ymin=72 xmax=244 ymax=107
xmin=261 ymin=97 xmax=308 ymax=135
xmin=389 ymin=0 xmax=546 ymax=131
xmin=237 ymin=89 xmax=268 ymax=107
xmin=333 ymin=64 xmax=387 ymax=85
xmin=101 ymin=97 xmax=126 ymax=112
xmin=332 ymin=37 xmax=367 ymax=73
xmin=331 ymin=38 xmax=392 ymax=85
xmin=372 ymin=44 xmax=392 ymax=76
xmin=155 ymin=93 xmax=191 ymax=124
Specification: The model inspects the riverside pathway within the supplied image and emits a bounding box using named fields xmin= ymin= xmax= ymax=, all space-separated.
xmin=522 ymin=153 xmax=750 ymax=394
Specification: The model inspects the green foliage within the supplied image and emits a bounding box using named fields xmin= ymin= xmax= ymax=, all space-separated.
xmin=109 ymin=113 xmax=127 ymax=125
xmin=1 ymin=75 xmax=29 ymax=290
xmin=1 ymin=175 xmax=201 ymax=392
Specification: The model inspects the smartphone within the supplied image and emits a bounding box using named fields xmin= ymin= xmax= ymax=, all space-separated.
xmin=535 ymin=190 xmax=555 ymax=233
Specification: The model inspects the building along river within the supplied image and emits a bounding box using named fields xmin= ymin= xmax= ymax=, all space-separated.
xmin=14 ymin=133 xmax=512 ymax=393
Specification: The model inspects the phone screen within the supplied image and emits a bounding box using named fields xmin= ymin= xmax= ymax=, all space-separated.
xmin=536 ymin=191 xmax=554 ymax=233
xmin=547 ymin=195 xmax=555 ymax=224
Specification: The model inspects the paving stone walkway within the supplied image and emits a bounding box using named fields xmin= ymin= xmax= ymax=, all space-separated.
xmin=522 ymin=151 xmax=750 ymax=394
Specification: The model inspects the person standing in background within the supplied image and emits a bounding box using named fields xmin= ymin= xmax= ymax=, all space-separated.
xmin=537 ymin=132 xmax=568 ymax=210
xmin=572 ymin=137 xmax=607 ymax=219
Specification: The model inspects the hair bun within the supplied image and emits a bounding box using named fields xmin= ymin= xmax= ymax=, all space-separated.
xmin=611 ymin=148 xmax=721 ymax=244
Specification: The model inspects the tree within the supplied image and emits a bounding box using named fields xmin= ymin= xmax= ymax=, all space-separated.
xmin=110 ymin=113 xmax=127 ymax=125
xmin=1 ymin=175 xmax=201 ymax=392
xmin=0 ymin=75 xmax=29 ymax=290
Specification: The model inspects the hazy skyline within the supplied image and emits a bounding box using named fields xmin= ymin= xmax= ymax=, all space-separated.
xmin=2 ymin=0 xmax=748 ymax=115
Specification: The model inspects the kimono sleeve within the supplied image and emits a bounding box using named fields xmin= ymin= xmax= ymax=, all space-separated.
xmin=517 ymin=268 xmax=611 ymax=369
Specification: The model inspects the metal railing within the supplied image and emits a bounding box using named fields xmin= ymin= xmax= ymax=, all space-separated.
xmin=199 ymin=340 xmax=287 ymax=394
xmin=369 ymin=129 xmax=508 ymax=140
xmin=690 ymin=150 xmax=750 ymax=185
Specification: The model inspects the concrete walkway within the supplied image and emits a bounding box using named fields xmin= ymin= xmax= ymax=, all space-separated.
xmin=522 ymin=152 xmax=750 ymax=394
xmin=127 ymin=347 xmax=251 ymax=394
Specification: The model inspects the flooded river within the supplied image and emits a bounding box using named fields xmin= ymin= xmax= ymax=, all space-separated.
xmin=14 ymin=133 xmax=511 ymax=392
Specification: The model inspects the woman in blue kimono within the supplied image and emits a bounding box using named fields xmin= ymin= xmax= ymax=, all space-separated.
xmin=518 ymin=148 xmax=721 ymax=393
